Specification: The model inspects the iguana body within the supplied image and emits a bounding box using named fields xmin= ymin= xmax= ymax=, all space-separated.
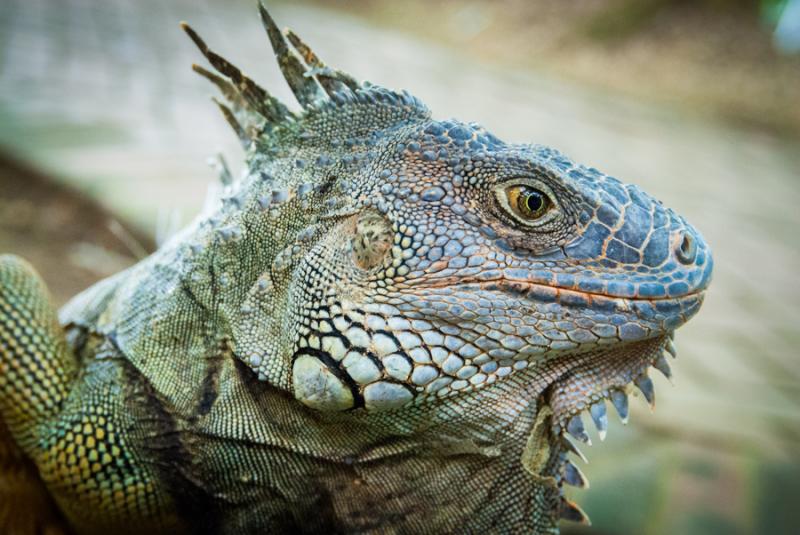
xmin=0 ymin=4 xmax=713 ymax=534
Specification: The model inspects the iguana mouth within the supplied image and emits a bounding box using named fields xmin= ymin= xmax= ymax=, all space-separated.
xmin=537 ymin=333 xmax=678 ymax=523
xmin=406 ymin=274 xmax=706 ymax=305
xmin=412 ymin=277 xmax=706 ymax=303
xmin=475 ymin=278 xmax=706 ymax=304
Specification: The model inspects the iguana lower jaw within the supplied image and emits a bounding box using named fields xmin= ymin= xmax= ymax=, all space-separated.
xmin=284 ymin=256 xmax=706 ymax=413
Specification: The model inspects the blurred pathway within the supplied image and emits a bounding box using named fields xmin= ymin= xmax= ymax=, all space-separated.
xmin=1 ymin=1 xmax=799 ymax=533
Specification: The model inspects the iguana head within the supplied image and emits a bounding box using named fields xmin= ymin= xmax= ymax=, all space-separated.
xmin=183 ymin=3 xmax=712 ymax=514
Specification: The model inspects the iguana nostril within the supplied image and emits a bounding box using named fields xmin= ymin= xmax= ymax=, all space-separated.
xmin=676 ymin=231 xmax=697 ymax=264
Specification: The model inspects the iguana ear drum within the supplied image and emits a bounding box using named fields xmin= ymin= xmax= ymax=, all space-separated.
xmin=351 ymin=212 xmax=393 ymax=270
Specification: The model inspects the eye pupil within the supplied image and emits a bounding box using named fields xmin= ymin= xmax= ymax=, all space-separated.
xmin=523 ymin=191 xmax=543 ymax=213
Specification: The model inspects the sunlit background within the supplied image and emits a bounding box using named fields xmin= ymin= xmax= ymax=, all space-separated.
xmin=1 ymin=1 xmax=799 ymax=533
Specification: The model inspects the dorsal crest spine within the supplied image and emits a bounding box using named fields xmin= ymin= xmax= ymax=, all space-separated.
xmin=181 ymin=1 xmax=428 ymax=150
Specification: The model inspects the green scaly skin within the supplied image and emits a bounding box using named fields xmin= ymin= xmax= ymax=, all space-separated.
xmin=0 ymin=4 xmax=713 ymax=534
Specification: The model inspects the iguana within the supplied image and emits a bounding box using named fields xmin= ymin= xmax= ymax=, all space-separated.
xmin=0 ymin=3 xmax=713 ymax=534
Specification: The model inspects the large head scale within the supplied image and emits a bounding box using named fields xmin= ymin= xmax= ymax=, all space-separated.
xmin=183 ymin=0 xmax=712 ymax=462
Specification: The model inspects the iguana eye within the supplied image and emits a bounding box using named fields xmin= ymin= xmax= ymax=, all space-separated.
xmin=504 ymin=185 xmax=552 ymax=221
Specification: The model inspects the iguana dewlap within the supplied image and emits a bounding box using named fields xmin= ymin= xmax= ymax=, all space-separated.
xmin=0 ymin=3 xmax=713 ymax=534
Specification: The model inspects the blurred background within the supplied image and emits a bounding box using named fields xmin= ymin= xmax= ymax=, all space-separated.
xmin=1 ymin=0 xmax=799 ymax=533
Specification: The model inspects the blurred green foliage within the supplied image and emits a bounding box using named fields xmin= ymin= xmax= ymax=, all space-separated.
xmin=584 ymin=0 xmax=786 ymax=42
